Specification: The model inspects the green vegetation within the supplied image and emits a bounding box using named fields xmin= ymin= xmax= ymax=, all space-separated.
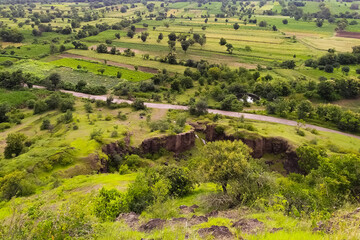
xmin=50 ymin=58 xmax=153 ymax=82
xmin=0 ymin=0 xmax=360 ymax=239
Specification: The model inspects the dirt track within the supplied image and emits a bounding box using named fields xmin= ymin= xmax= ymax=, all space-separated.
xmin=35 ymin=86 xmax=360 ymax=140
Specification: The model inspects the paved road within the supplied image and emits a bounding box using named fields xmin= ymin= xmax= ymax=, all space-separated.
xmin=39 ymin=87 xmax=360 ymax=140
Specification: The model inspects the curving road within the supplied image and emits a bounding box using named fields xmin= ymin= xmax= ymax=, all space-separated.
xmin=41 ymin=87 xmax=360 ymax=140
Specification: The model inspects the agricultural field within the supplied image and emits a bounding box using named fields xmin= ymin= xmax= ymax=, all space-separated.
xmin=0 ymin=0 xmax=360 ymax=239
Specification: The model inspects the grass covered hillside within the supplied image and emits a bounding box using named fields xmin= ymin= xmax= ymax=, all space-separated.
xmin=0 ymin=0 xmax=360 ymax=239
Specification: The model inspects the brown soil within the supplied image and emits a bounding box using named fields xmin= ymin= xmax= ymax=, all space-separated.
xmin=336 ymin=31 xmax=360 ymax=39
xmin=59 ymin=53 xmax=159 ymax=74
xmin=134 ymin=27 xmax=147 ymax=33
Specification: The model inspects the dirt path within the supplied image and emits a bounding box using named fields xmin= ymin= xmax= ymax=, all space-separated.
xmin=59 ymin=53 xmax=159 ymax=74
xmin=37 ymin=86 xmax=360 ymax=140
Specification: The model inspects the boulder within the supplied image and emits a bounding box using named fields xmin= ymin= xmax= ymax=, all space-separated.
xmin=139 ymin=219 xmax=166 ymax=232
xmin=232 ymin=218 xmax=264 ymax=234
xmin=198 ymin=225 xmax=234 ymax=239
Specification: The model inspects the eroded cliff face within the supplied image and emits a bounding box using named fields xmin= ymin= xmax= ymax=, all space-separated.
xmin=101 ymin=124 xmax=301 ymax=174
xmin=204 ymin=124 xmax=301 ymax=173
xmin=141 ymin=130 xmax=195 ymax=154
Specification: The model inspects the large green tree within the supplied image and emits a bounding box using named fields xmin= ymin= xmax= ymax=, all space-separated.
xmin=198 ymin=140 xmax=252 ymax=193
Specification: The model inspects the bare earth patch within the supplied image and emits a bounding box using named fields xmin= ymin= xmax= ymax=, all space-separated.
xmin=336 ymin=31 xmax=360 ymax=39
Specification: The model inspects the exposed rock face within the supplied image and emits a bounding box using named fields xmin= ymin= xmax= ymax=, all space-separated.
xmin=198 ymin=225 xmax=234 ymax=239
xmin=101 ymin=124 xmax=301 ymax=173
xmin=140 ymin=130 xmax=195 ymax=154
xmin=204 ymin=124 xmax=301 ymax=173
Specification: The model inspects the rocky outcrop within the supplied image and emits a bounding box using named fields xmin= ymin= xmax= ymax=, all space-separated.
xmin=140 ymin=130 xmax=195 ymax=154
xmin=204 ymin=124 xmax=301 ymax=173
xmin=198 ymin=225 xmax=234 ymax=239
xmin=101 ymin=124 xmax=301 ymax=173
xmin=139 ymin=218 xmax=166 ymax=232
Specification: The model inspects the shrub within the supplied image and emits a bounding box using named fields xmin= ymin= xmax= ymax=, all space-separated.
xmin=296 ymin=144 xmax=326 ymax=174
xmin=149 ymin=120 xmax=169 ymax=132
xmin=94 ymin=188 xmax=128 ymax=221
xmin=34 ymin=100 xmax=48 ymax=114
xmin=59 ymin=98 xmax=75 ymax=112
xmin=125 ymin=173 xmax=155 ymax=213
xmin=132 ymin=99 xmax=146 ymax=110
xmin=26 ymin=99 xmax=36 ymax=109
xmin=40 ymin=119 xmax=51 ymax=130
xmin=90 ymin=129 xmax=103 ymax=143
xmin=0 ymin=171 xmax=35 ymax=200
xmin=4 ymin=132 xmax=27 ymax=158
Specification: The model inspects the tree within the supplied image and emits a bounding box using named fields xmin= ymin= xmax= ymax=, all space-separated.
xmin=324 ymin=65 xmax=334 ymax=73
xmin=140 ymin=32 xmax=148 ymax=42
xmin=110 ymin=46 xmax=116 ymax=55
xmin=0 ymin=28 xmax=24 ymax=42
xmin=49 ymin=44 xmax=58 ymax=54
xmin=115 ymin=33 xmax=121 ymax=39
xmin=181 ymin=40 xmax=190 ymax=53
xmin=297 ymin=100 xmax=314 ymax=119
xmin=189 ymin=99 xmax=208 ymax=116
xmin=198 ymin=140 xmax=252 ymax=194
xmin=59 ymin=45 xmax=66 ymax=52
xmin=97 ymin=43 xmax=108 ymax=53
xmin=168 ymin=32 xmax=177 ymax=41
xmin=316 ymin=19 xmax=323 ymax=27
xmin=280 ymin=60 xmax=296 ymax=69
xmin=296 ymin=145 xmax=327 ymax=174
xmin=48 ymin=73 xmax=61 ymax=89
xmin=226 ymin=43 xmax=234 ymax=54
xmin=342 ymin=66 xmax=350 ymax=75
xmin=132 ymin=99 xmax=146 ymax=110
xmin=219 ymin=37 xmax=227 ymax=46
xmin=318 ymin=80 xmax=337 ymax=101
xmin=233 ymin=23 xmax=240 ymax=30
xmin=127 ymin=30 xmax=135 ymax=38
xmin=198 ymin=35 xmax=206 ymax=47
xmin=0 ymin=103 xmax=10 ymax=123
xmin=98 ymin=69 xmax=105 ymax=75
xmin=158 ymin=33 xmax=163 ymax=41
xmin=272 ymin=25 xmax=277 ymax=31
xmin=4 ymin=133 xmax=27 ymax=158
xmin=117 ymin=71 xmax=122 ymax=78
xmin=259 ymin=21 xmax=267 ymax=27
xmin=282 ymin=19 xmax=288 ymax=24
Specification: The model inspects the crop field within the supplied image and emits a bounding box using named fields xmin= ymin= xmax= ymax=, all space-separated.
xmin=1 ymin=1 xmax=360 ymax=239
xmin=50 ymin=58 xmax=153 ymax=82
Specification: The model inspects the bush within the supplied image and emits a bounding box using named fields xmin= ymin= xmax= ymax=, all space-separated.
xmin=90 ymin=129 xmax=103 ymax=143
xmin=59 ymin=98 xmax=75 ymax=112
xmin=26 ymin=99 xmax=36 ymax=109
xmin=125 ymin=173 xmax=155 ymax=213
xmin=4 ymin=132 xmax=27 ymax=159
xmin=149 ymin=120 xmax=169 ymax=132
xmin=40 ymin=119 xmax=51 ymax=130
xmin=34 ymin=100 xmax=48 ymax=114
xmin=0 ymin=171 xmax=35 ymax=200
xmin=296 ymin=144 xmax=326 ymax=174
xmin=132 ymin=99 xmax=146 ymax=110
xmin=324 ymin=65 xmax=333 ymax=73
xmin=94 ymin=188 xmax=128 ymax=221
